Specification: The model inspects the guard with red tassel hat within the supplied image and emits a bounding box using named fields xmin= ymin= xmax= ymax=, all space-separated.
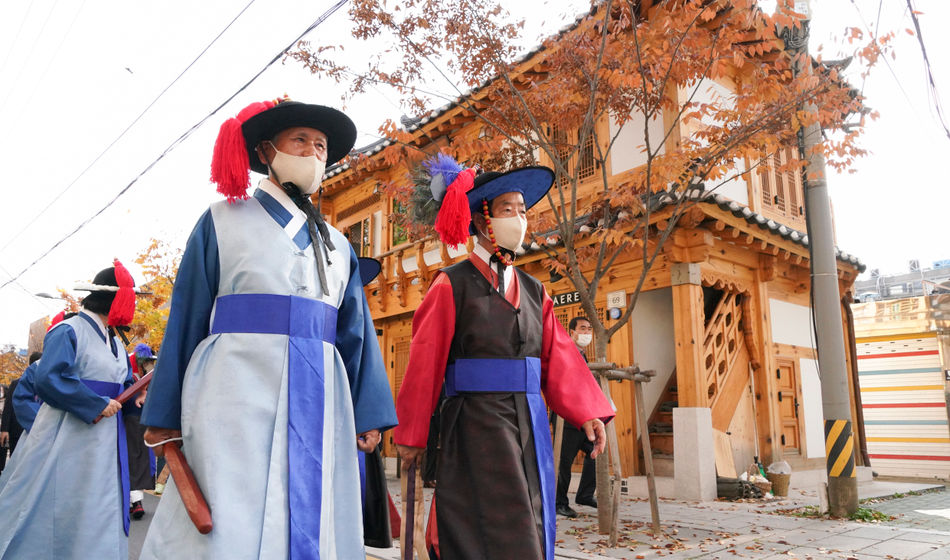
xmin=0 ymin=261 xmax=141 ymax=558
xmin=394 ymin=154 xmax=614 ymax=560
xmin=138 ymin=96 xmax=396 ymax=559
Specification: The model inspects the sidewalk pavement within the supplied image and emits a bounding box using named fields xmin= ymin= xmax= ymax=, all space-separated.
xmin=372 ymin=476 xmax=950 ymax=560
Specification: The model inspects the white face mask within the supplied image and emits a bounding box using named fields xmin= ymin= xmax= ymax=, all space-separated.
xmin=575 ymin=333 xmax=593 ymax=348
xmin=485 ymin=215 xmax=528 ymax=252
xmin=267 ymin=143 xmax=326 ymax=195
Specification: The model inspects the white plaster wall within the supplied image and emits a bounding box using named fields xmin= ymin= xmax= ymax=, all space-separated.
xmin=798 ymin=358 xmax=826 ymax=458
xmin=769 ymin=299 xmax=815 ymax=348
xmin=608 ymin=110 xmax=666 ymax=175
xmin=631 ymin=288 xmax=677 ymax=415
xmin=709 ymin=158 xmax=749 ymax=205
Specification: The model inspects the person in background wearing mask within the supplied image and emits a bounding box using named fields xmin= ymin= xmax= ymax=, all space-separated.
xmin=553 ymin=316 xmax=598 ymax=518
xmin=139 ymin=96 xmax=396 ymax=559
xmin=394 ymin=155 xmax=614 ymax=560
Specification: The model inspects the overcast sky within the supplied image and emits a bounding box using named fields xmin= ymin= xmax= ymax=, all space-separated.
xmin=0 ymin=0 xmax=946 ymax=347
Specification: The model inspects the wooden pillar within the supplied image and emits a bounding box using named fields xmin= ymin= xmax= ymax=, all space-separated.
xmin=751 ymin=267 xmax=782 ymax=463
xmin=672 ymin=263 xmax=707 ymax=407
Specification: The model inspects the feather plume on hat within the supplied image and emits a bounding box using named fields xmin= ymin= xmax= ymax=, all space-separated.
xmin=409 ymin=153 xmax=478 ymax=248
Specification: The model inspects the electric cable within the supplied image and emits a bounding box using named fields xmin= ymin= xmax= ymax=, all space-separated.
xmin=0 ymin=0 xmax=349 ymax=292
xmin=0 ymin=0 xmax=61 ymax=116
xmin=0 ymin=0 xmax=258 ymax=255
xmin=0 ymin=0 xmax=38 ymax=79
xmin=906 ymin=0 xmax=950 ymax=143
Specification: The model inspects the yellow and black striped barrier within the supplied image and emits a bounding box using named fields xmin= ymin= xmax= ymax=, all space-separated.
xmin=824 ymin=419 xmax=855 ymax=478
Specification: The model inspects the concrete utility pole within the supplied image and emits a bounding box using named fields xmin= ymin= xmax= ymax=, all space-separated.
xmin=781 ymin=0 xmax=858 ymax=517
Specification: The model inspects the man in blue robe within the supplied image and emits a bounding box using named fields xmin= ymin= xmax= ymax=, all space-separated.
xmin=140 ymin=97 xmax=397 ymax=559
xmin=0 ymin=261 xmax=140 ymax=559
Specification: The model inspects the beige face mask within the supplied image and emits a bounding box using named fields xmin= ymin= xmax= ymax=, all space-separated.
xmin=268 ymin=142 xmax=326 ymax=195
xmin=485 ymin=215 xmax=528 ymax=252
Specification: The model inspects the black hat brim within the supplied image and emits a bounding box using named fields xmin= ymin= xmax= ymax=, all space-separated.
xmin=358 ymin=257 xmax=382 ymax=286
xmin=242 ymin=102 xmax=357 ymax=174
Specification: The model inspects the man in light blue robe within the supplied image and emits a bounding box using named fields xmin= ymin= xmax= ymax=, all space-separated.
xmin=0 ymin=263 xmax=138 ymax=559
xmin=140 ymin=97 xmax=397 ymax=560
xmin=11 ymin=354 xmax=43 ymax=432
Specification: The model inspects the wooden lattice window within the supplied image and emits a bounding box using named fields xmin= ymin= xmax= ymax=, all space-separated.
xmin=346 ymin=217 xmax=372 ymax=257
xmin=756 ymin=146 xmax=804 ymax=222
xmin=548 ymin=125 xmax=599 ymax=187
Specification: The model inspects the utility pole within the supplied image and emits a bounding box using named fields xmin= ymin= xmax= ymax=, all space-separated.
xmin=780 ymin=0 xmax=858 ymax=517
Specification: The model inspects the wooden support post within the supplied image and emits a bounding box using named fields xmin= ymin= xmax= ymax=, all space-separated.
xmin=634 ymin=378 xmax=661 ymax=535
xmin=552 ymin=415 xmax=564 ymax=497
xmin=672 ymin=263 xmax=707 ymax=407
xmin=598 ymin=376 xmax=623 ymax=546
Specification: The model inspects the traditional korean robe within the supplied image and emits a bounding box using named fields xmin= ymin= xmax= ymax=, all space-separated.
xmin=11 ymin=361 xmax=41 ymax=432
xmin=394 ymin=245 xmax=615 ymax=560
xmin=0 ymin=311 xmax=134 ymax=560
xmin=140 ymin=179 xmax=397 ymax=560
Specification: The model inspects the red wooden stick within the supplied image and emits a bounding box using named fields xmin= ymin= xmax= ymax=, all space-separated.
xmin=165 ymin=442 xmax=213 ymax=534
xmin=93 ymin=372 xmax=152 ymax=424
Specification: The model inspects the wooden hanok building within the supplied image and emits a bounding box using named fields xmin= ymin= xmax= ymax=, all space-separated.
xmin=319 ymin=29 xmax=868 ymax=488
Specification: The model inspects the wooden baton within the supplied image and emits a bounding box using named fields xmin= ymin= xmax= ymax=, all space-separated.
xmin=165 ymin=442 xmax=213 ymax=534
xmin=93 ymin=372 xmax=152 ymax=424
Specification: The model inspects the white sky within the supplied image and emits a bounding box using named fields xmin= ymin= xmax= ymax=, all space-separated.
xmin=0 ymin=0 xmax=947 ymax=347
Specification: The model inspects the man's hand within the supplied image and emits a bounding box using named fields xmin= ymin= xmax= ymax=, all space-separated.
xmin=144 ymin=427 xmax=183 ymax=458
xmin=357 ymin=429 xmax=381 ymax=452
xmin=0 ymin=432 xmax=8 ymax=447
xmin=100 ymin=399 xmax=121 ymax=418
xmin=397 ymin=444 xmax=424 ymax=469
xmin=581 ymin=418 xmax=607 ymax=458
xmin=134 ymin=390 xmax=147 ymax=408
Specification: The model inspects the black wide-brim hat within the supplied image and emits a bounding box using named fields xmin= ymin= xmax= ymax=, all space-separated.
xmin=242 ymin=101 xmax=357 ymax=174
xmin=466 ymin=166 xmax=555 ymax=214
xmin=358 ymin=257 xmax=382 ymax=286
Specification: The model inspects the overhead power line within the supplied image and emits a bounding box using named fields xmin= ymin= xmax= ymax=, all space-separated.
xmin=906 ymin=0 xmax=950 ymax=143
xmin=0 ymin=0 xmax=259 ymax=255
xmin=0 ymin=0 xmax=349 ymax=292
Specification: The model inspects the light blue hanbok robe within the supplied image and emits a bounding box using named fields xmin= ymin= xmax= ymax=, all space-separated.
xmin=0 ymin=311 xmax=133 ymax=560
xmin=11 ymin=361 xmax=42 ymax=432
xmin=140 ymin=179 xmax=397 ymax=559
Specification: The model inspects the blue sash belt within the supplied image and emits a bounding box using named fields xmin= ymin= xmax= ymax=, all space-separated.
xmin=212 ymin=293 xmax=337 ymax=560
xmin=445 ymin=357 xmax=554 ymax=560
xmin=82 ymin=379 xmax=130 ymax=536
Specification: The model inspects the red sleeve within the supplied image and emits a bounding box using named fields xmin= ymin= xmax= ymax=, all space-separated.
xmin=393 ymin=273 xmax=455 ymax=448
xmin=540 ymin=290 xmax=615 ymax=429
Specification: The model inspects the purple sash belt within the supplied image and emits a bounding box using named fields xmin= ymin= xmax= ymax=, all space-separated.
xmin=81 ymin=379 xmax=130 ymax=536
xmin=212 ymin=293 xmax=337 ymax=560
xmin=445 ymin=357 xmax=554 ymax=560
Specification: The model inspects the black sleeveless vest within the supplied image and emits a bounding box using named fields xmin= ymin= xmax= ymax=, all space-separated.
xmin=442 ymin=259 xmax=544 ymax=363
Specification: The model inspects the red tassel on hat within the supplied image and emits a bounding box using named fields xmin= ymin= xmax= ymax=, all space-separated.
xmin=435 ymin=167 xmax=477 ymax=248
xmin=210 ymin=100 xmax=275 ymax=203
xmin=47 ymin=310 xmax=65 ymax=332
xmin=109 ymin=258 xmax=136 ymax=327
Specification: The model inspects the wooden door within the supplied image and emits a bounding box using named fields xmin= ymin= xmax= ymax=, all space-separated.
xmin=382 ymin=325 xmax=412 ymax=458
xmin=775 ymin=358 xmax=802 ymax=453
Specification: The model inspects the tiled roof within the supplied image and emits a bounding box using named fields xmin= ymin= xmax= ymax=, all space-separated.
xmin=520 ymin=188 xmax=864 ymax=271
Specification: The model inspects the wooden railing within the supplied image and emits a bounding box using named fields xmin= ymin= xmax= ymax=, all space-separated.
xmin=364 ymin=237 xmax=473 ymax=317
xmin=702 ymin=292 xmax=743 ymax=403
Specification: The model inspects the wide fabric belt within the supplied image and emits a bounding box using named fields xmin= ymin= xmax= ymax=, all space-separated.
xmin=444 ymin=357 xmax=554 ymax=560
xmin=211 ymin=293 xmax=337 ymax=560
xmin=82 ymin=379 xmax=130 ymax=537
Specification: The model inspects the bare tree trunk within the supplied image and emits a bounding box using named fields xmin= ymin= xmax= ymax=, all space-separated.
xmin=592 ymin=335 xmax=614 ymax=535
